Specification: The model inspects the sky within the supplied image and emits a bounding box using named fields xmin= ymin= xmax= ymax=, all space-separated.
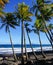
xmin=0 ymin=0 xmax=53 ymax=45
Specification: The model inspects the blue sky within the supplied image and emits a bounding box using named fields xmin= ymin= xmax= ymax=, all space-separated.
xmin=0 ymin=0 xmax=53 ymax=45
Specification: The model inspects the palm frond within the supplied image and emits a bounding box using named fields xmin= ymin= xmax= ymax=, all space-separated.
xmin=2 ymin=0 xmax=9 ymax=4
xmin=25 ymin=23 xmax=30 ymax=27
xmin=32 ymin=29 xmax=38 ymax=34
xmin=0 ymin=23 xmax=5 ymax=29
xmin=0 ymin=8 xmax=5 ymax=17
xmin=10 ymin=22 xmax=19 ymax=26
xmin=9 ymin=23 xmax=16 ymax=29
xmin=15 ymin=2 xmax=33 ymax=22
xmin=30 ymin=5 xmax=37 ymax=12
xmin=24 ymin=17 xmax=32 ymax=21
xmin=27 ymin=12 xmax=33 ymax=16
xmin=44 ymin=1 xmax=51 ymax=3
xmin=0 ymin=0 xmax=5 ymax=7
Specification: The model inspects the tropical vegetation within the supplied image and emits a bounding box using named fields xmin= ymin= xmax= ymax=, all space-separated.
xmin=0 ymin=0 xmax=53 ymax=64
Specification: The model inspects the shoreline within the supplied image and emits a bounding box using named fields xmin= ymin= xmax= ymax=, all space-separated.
xmin=0 ymin=49 xmax=53 ymax=57
xmin=0 ymin=47 xmax=53 ymax=65
xmin=0 ymin=50 xmax=53 ymax=65
xmin=0 ymin=46 xmax=52 ymax=53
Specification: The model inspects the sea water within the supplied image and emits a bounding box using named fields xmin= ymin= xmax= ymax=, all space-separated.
xmin=0 ymin=44 xmax=52 ymax=54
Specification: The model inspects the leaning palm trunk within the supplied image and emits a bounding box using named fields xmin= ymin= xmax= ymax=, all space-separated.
xmin=44 ymin=24 xmax=53 ymax=42
xmin=24 ymin=28 xmax=28 ymax=60
xmin=26 ymin=28 xmax=38 ymax=60
xmin=49 ymin=29 xmax=53 ymax=38
xmin=21 ymin=20 xmax=24 ymax=64
xmin=40 ymin=14 xmax=53 ymax=51
xmin=38 ymin=6 xmax=53 ymax=42
xmin=38 ymin=31 xmax=46 ymax=58
xmin=45 ymin=32 xmax=53 ymax=49
xmin=41 ymin=14 xmax=53 ymax=42
xmin=8 ymin=27 xmax=17 ymax=61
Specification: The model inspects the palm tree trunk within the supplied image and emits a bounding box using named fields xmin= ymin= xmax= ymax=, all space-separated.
xmin=50 ymin=30 xmax=53 ymax=43
xmin=41 ymin=14 xmax=53 ymax=42
xmin=24 ymin=28 xmax=28 ymax=60
xmin=26 ymin=28 xmax=38 ymax=60
xmin=8 ymin=27 xmax=17 ymax=61
xmin=39 ymin=7 xmax=53 ymax=42
xmin=38 ymin=31 xmax=46 ymax=58
xmin=21 ymin=20 xmax=24 ymax=64
xmin=45 ymin=32 xmax=53 ymax=50
xmin=50 ymin=29 xmax=53 ymax=38
xmin=44 ymin=23 xmax=53 ymax=42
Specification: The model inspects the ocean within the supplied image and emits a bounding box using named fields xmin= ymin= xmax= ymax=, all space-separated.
xmin=0 ymin=44 xmax=52 ymax=54
xmin=0 ymin=44 xmax=51 ymax=48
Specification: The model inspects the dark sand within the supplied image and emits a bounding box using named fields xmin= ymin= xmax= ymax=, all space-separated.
xmin=0 ymin=50 xmax=53 ymax=65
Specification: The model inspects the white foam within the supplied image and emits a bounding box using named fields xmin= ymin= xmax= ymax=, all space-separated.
xmin=0 ymin=46 xmax=52 ymax=54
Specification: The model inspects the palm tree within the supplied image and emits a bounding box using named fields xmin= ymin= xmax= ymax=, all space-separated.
xmin=31 ymin=0 xmax=53 ymax=43
xmin=37 ymin=0 xmax=53 ymax=42
xmin=15 ymin=2 xmax=33 ymax=64
xmin=25 ymin=23 xmax=38 ymax=60
xmin=32 ymin=13 xmax=53 ymax=51
xmin=33 ymin=19 xmax=46 ymax=58
xmin=40 ymin=23 xmax=53 ymax=49
xmin=0 ymin=13 xmax=18 ymax=61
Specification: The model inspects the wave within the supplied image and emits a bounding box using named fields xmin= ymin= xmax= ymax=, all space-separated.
xmin=0 ymin=46 xmax=52 ymax=54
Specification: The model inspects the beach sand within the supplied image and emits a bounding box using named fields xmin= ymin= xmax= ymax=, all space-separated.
xmin=0 ymin=50 xmax=53 ymax=65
